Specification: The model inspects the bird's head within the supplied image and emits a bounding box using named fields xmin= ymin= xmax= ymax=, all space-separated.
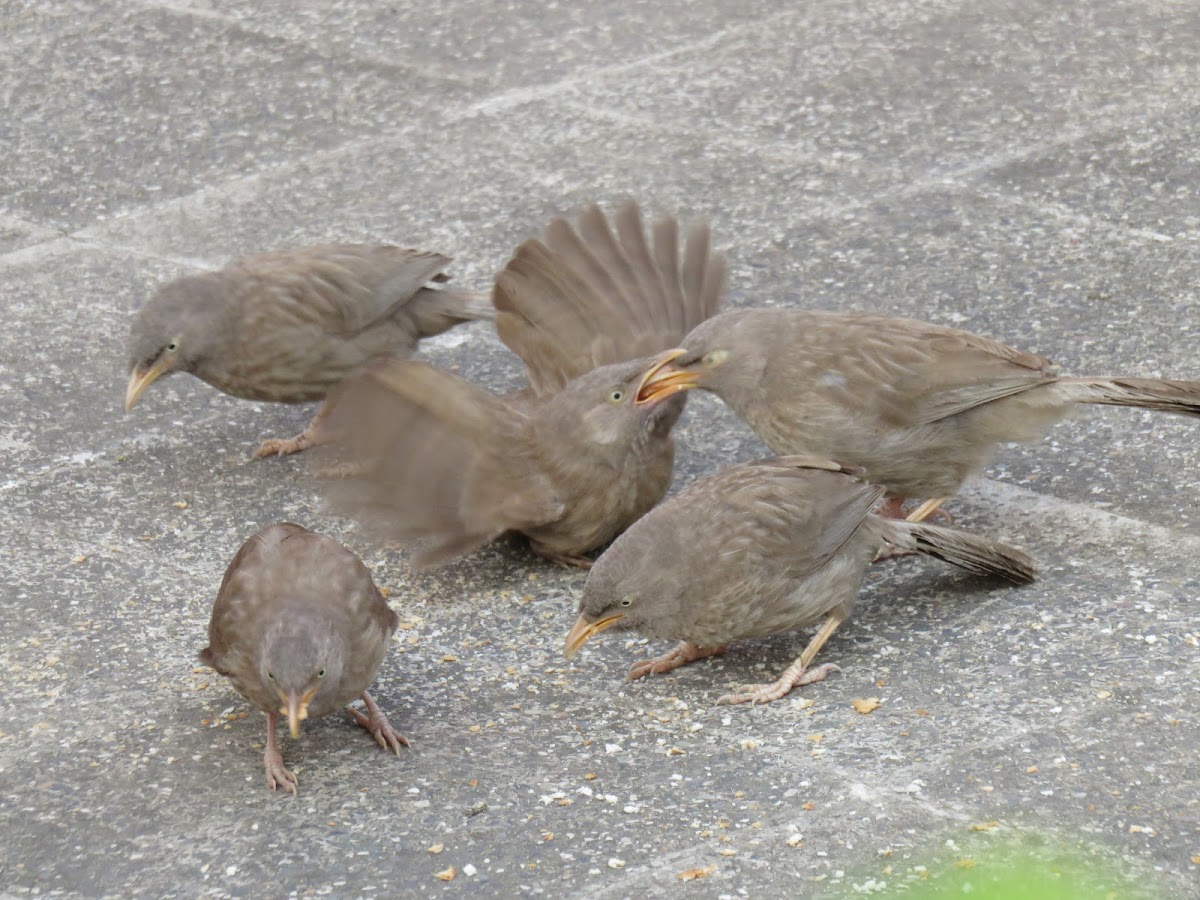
xmin=634 ymin=313 xmax=764 ymax=407
xmin=541 ymin=352 xmax=689 ymax=459
xmin=125 ymin=275 xmax=230 ymax=411
xmin=259 ymin=617 xmax=346 ymax=738
xmin=563 ymin=529 xmax=683 ymax=657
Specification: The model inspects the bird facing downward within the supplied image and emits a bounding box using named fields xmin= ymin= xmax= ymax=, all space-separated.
xmin=636 ymin=307 xmax=1200 ymax=521
xmin=565 ymin=456 xmax=1035 ymax=705
xmin=199 ymin=522 xmax=407 ymax=794
xmin=126 ymin=243 xmax=492 ymax=459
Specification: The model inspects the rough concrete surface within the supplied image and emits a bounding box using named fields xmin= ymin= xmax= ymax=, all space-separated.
xmin=2 ymin=0 xmax=1198 ymax=897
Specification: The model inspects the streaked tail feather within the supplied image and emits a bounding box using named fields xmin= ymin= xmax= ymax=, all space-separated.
xmin=880 ymin=520 xmax=1037 ymax=584
xmin=1058 ymin=376 xmax=1200 ymax=417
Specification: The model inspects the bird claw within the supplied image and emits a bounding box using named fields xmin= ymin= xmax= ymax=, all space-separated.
xmin=627 ymin=642 xmax=725 ymax=682
xmin=264 ymin=749 xmax=298 ymax=795
xmin=540 ymin=551 xmax=594 ymax=569
xmin=252 ymin=434 xmax=311 ymax=459
xmin=716 ymin=662 xmax=842 ymax=706
xmin=626 ymin=657 xmax=675 ymax=681
xmin=348 ymin=705 xmax=410 ymax=757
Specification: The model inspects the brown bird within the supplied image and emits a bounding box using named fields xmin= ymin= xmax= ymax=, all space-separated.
xmin=564 ymin=455 xmax=1035 ymax=705
xmin=199 ymin=522 xmax=407 ymax=794
xmin=317 ymin=201 xmax=726 ymax=568
xmin=637 ymin=308 xmax=1200 ymax=521
xmin=125 ymin=243 xmax=493 ymax=459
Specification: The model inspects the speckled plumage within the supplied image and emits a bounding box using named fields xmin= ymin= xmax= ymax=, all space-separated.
xmin=318 ymin=201 xmax=726 ymax=568
xmin=200 ymin=522 xmax=405 ymax=793
xmin=569 ymin=456 xmax=1035 ymax=704
xmin=126 ymin=243 xmax=492 ymax=456
xmin=659 ymin=308 xmax=1200 ymax=502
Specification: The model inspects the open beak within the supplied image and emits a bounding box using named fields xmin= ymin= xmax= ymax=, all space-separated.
xmin=124 ymin=358 xmax=172 ymax=411
xmin=563 ymin=613 xmax=626 ymax=658
xmin=635 ymin=348 xmax=700 ymax=405
xmin=279 ymin=688 xmax=317 ymax=739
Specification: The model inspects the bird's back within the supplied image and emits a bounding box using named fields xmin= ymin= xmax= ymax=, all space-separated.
xmin=192 ymin=245 xmax=458 ymax=402
xmin=712 ymin=309 xmax=1061 ymax=496
xmin=593 ymin=457 xmax=882 ymax=645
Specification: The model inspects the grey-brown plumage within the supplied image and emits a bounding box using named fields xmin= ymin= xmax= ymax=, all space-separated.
xmin=638 ymin=308 xmax=1200 ymax=518
xmin=317 ymin=201 xmax=726 ymax=568
xmin=564 ymin=456 xmax=1035 ymax=705
xmin=199 ymin=522 xmax=407 ymax=794
xmin=125 ymin=243 xmax=493 ymax=458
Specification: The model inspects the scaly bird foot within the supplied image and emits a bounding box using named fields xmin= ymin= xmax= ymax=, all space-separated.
xmin=716 ymin=662 xmax=842 ymax=706
xmin=537 ymin=550 xmax=594 ymax=570
xmin=263 ymin=747 xmax=298 ymax=795
xmin=627 ymin=642 xmax=726 ymax=681
xmin=262 ymin=711 xmax=298 ymax=795
xmin=348 ymin=692 xmax=410 ymax=756
xmin=253 ymin=431 xmax=316 ymax=459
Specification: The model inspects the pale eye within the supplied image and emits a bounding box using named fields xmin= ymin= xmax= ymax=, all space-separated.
xmin=619 ymin=597 xmax=633 ymax=607
xmin=317 ymin=669 xmax=326 ymax=678
xmin=608 ymin=388 xmax=625 ymax=404
xmin=702 ymin=349 xmax=728 ymax=367
xmin=166 ymin=341 xmax=178 ymax=352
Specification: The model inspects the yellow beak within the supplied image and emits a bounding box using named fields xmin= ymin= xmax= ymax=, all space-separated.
xmin=279 ymin=688 xmax=317 ymax=739
xmin=563 ymin=613 xmax=626 ymax=658
xmin=635 ymin=348 xmax=700 ymax=405
xmin=124 ymin=357 xmax=173 ymax=411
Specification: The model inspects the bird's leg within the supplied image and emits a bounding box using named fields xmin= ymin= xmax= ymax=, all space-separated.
xmin=531 ymin=545 xmax=594 ymax=570
xmin=907 ymin=497 xmax=952 ymax=524
xmin=347 ymin=690 xmax=409 ymax=756
xmin=875 ymin=496 xmax=953 ymax=524
xmin=253 ymin=397 xmax=337 ymax=459
xmin=627 ymin=641 xmax=726 ymax=682
xmin=263 ymin=712 xmax=298 ymax=795
xmin=717 ymin=608 xmax=847 ymax=705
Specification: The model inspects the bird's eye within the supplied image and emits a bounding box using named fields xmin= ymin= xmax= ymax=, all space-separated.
xmin=317 ymin=669 xmax=326 ymax=678
xmin=267 ymin=672 xmax=275 ymax=681
xmin=608 ymin=388 xmax=625 ymax=404
xmin=702 ymin=349 xmax=728 ymax=367
xmin=619 ymin=597 xmax=633 ymax=608
xmin=166 ymin=341 xmax=178 ymax=352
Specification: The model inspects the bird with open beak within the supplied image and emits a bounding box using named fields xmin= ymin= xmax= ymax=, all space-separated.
xmin=565 ymin=455 xmax=1035 ymax=705
xmin=125 ymin=243 xmax=493 ymax=459
xmin=635 ymin=308 xmax=1200 ymax=524
xmin=315 ymin=201 xmax=726 ymax=569
xmin=199 ymin=523 xmax=407 ymax=794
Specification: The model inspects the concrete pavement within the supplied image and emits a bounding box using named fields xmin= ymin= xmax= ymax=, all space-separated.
xmin=2 ymin=0 xmax=1198 ymax=896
